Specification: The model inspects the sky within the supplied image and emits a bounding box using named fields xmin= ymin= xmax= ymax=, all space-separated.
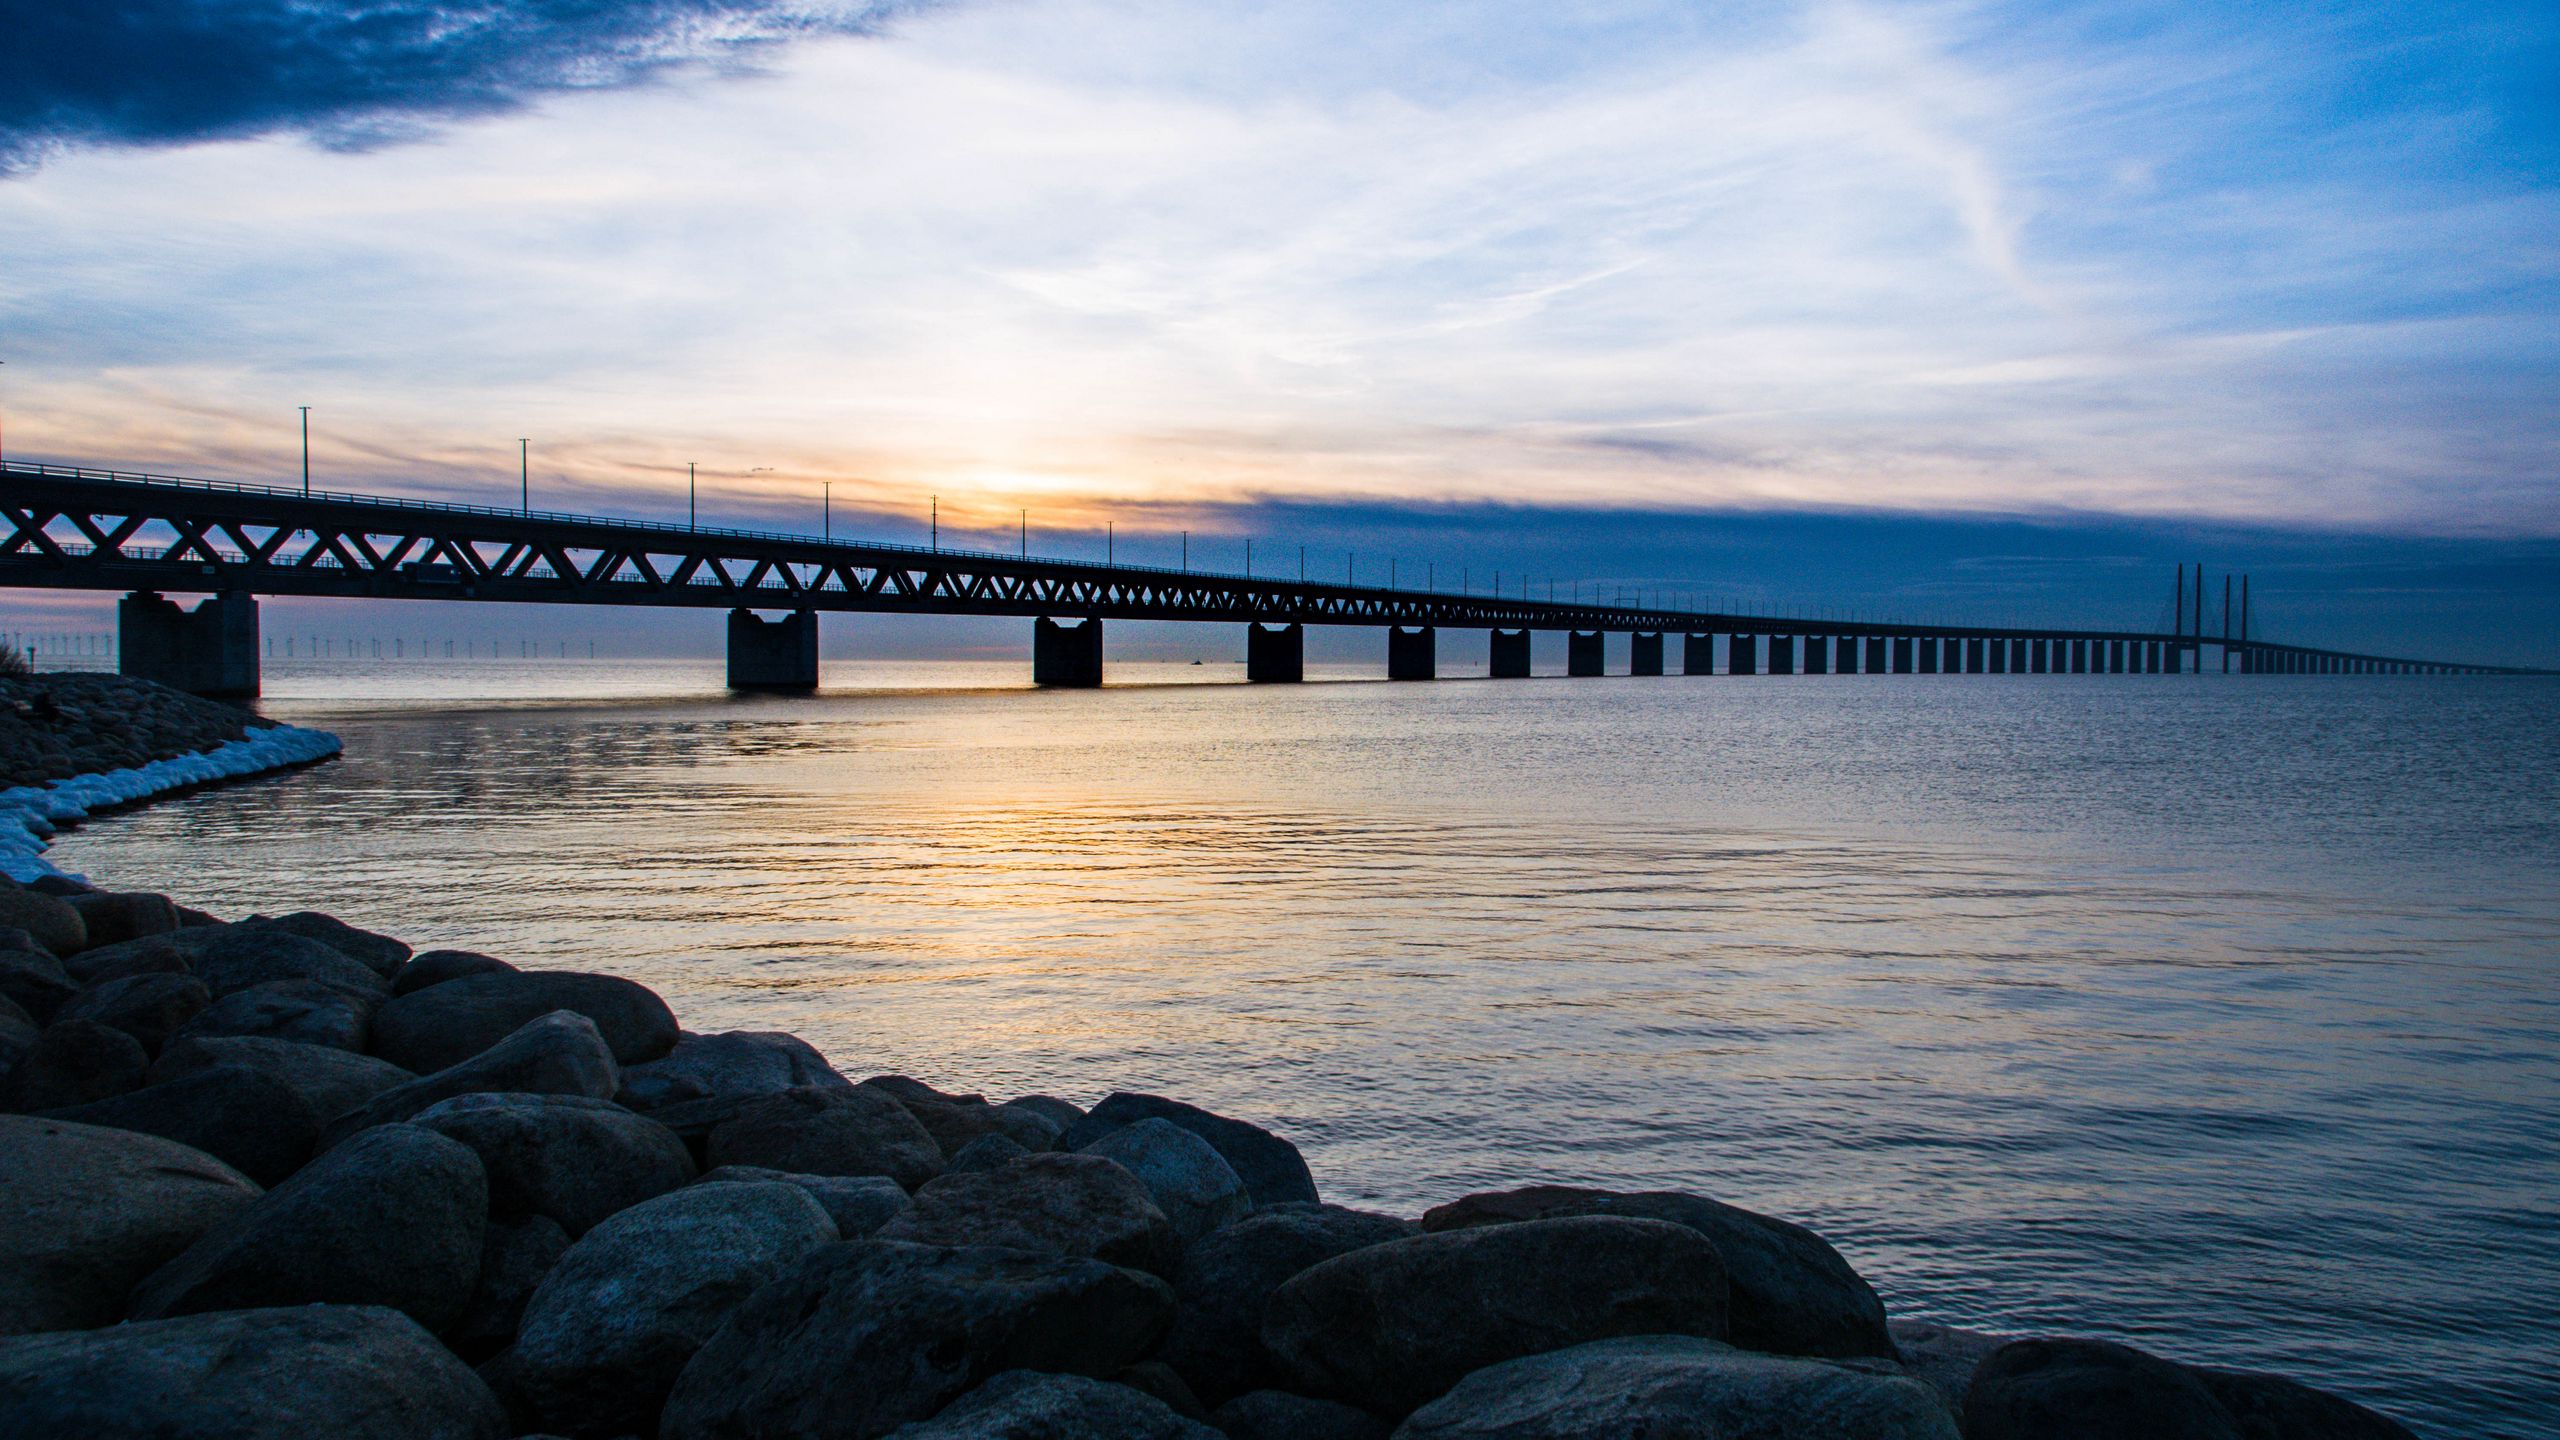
xmin=2 ymin=0 xmax=2555 ymax=662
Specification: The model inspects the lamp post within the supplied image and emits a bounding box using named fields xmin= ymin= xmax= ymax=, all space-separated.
xmin=518 ymin=440 xmax=529 ymax=515
xmin=930 ymin=496 xmax=938 ymax=551
xmin=688 ymin=462 xmax=696 ymax=530
xmin=1020 ymin=509 xmax=1027 ymax=558
xmin=822 ymin=481 xmax=831 ymax=542
xmin=300 ymin=406 xmax=310 ymax=495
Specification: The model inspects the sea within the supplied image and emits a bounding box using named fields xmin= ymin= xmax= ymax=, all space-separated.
xmin=44 ymin=657 xmax=2560 ymax=1437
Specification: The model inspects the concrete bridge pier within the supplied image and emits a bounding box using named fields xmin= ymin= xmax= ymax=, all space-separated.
xmin=1729 ymin=634 xmax=1758 ymax=675
xmin=1988 ymin=640 xmax=2009 ymax=674
xmin=727 ymin=608 xmax=819 ymax=692
xmin=1892 ymin=637 xmax=1914 ymax=673
xmin=1567 ymin=630 xmax=1605 ymax=676
xmin=1246 ymin=622 xmax=1304 ymax=683
xmin=1683 ymin=633 xmax=1716 ymax=675
xmin=1630 ymin=632 xmax=1665 ymax=675
xmin=1917 ymin=638 xmax=1940 ymax=674
xmin=1388 ymin=625 xmax=1436 ymax=680
xmin=1867 ymin=637 xmax=1889 ymax=673
xmin=1803 ymin=636 xmax=1830 ymax=674
xmin=119 ymin=590 xmax=260 ymax=698
xmin=1835 ymin=637 xmax=1859 ymax=674
xmin=1769 ymin=635 xmax=1797 ymax=674
xmin=1490 ymin=628 xmax=1532 ymax=678
xmin=1033 ymin=616 xmax=1104 ymax=687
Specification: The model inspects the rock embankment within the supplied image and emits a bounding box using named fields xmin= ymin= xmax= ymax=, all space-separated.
xmin=0 ymin=672 xmax=341 ymax=882
xmin=0 ymin=873 xmax=2425 ymax=1440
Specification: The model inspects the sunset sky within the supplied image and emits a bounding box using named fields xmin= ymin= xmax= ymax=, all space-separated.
xmin=3 ymin=1 xmax=2554 ymax=660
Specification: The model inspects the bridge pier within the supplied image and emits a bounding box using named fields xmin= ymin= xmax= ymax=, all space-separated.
xmin=1630 ymin=632 xmax=1664 ymax=676
xmin=1988 ymin=639 xmax=2008 ymax=674
xmin=1388 ymin=625 xmax=1436 ymax=680
xmin=1866 ymin=637 xmax=1888 ymax=673
xmin=1803 ymin=636 xmax=1830 ymax=674
xmin=1917 ymin=638 xmax=1939 ymax=674
xmin=1490 ymin=628 xmax=1532 ymax=678
xmin=118 ymin=590 xmax=260 ymax=698
xmin=1683 ymin=633 xmax=1715 ymax=675
xmin=1769 ymin=635 xmax=1797 ymax=675
xmin=1836 ymin=637 xmax=1859 ymax=674
xmin=1033 ymin=616 xmax=1104 ymax=687
xmin=726 ymin=608 xmax=819 ymax=692
xmin=1729 ymin=634 xmax=1758 ymax=675
xmin=1567 ymin=630 xmax=1605 ymax=677
xmin=1246 ymin=622 xmax=1304 ymax=683
xmin=1892 ymin=637 xmax=1913 ymax=673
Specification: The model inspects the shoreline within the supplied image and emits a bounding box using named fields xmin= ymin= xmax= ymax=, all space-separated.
xmin=0 ymin=722 xmax=344 ymax=884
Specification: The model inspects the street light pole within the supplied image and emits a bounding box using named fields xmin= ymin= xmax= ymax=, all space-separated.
xmin=931 ymin=496 xmax=938 ymax=551
xmin=300 ymin=406 xmax=310 ymax=495
xmin=518 ymin=440 xmax=529 ymax=514
xmin=823 ymin=482 xmax=831 ymax=542
xmin=688 ymin=462 xmax=696 ymax=530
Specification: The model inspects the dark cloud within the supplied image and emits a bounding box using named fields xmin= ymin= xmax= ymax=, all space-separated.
xmin=0 ymin=0 xmax=900 ymax=174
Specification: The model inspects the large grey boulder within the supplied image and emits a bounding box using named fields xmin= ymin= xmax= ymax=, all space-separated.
xmin=321 ymin=1010 xmax=620 ymax=1146
xmin=948 ymin=1132 xmax=1034 ymax=1174
xmin=57 ymin=934 xmax=191 ymax=986
xmin=369 ymin=970 xmax=676 ymax=1072
xmin=660 ymin=1240 xmax=1176 ymax=1440
xmin=1888 ymin=1318 xmax=2007 ymax=1417
xmin=1420 ymin=1185 xmax=1893 ymax=1359
xmin=1064 ymin=1093 xmax=1318 ymax=1208
xmin=0 ymin=1303 xmax=506 ymax=1440
xmin=390 ymin=949 xmax=517 ymax=997
xmin=179 ymin=925 xmax=390 ymax=1001
xmin=2192 ymin=1365 xmax=2419 ymax=1439
xmin=618 ymin=1030 xmax=850 ymax=1115
xmin=488 ymin=1180 xmax=839 ymax=1438
xmin=44 ymin=1062 xmax=319 ymax=1186
xmin=1077 ymin=1117 xmax=1251 ymax=1244
xmin=1264 ymin=1216 xmax=1729 ymax=1416
xmin=241 ymin=912 xmax=411 ymax=978
xmin=446 ymin=1213 xmax=570 ymax=1363
xmin=65 ymin=891 xmax=180 ymax=949
xmin=150 ymin=1035 xmax=415 ymax=1124
xmin=128 ymin=1122 xmax=487 ymax=1330
xmin=0 ymin=1115 xmax=261 ymax=1336
xmin=1394 ymin=1335 xmax=1960 ymax=1439
xmin=699 ymin=1165 xmax=913 ymax=1236
xmin=882 ymin=1370 xmax=1223 ymax=1439
xmin=171 ymin=978 xmax=373 ymax=1051
xmin=878 ymin=1152 xmax=1180 ymax=1276
xmin=881 ymin=1080 xmax=1066 ymax=1159
xmin=411 ymin=1092 xmax=694 ymax=1235
xmin=1160 ymin=1202 xmax=1416 ymax=1404
xmin=53 ymin=971 xmax=209 ymax=1054
xmin=1003 ymin=1093 xmax=1087 ymax=1132
xmin=1963 ymin=1338 xmax=2239 ymax=1440
xmin=0 ymin=1017 xmax=147 ymax=1110
xmin=1215 ymin=1390 xmax=1391 ymax=1440
xmin=0 ymin=887 xmax=84 ymax=956
xmin=704 ymin=1083 xmax=945 ymax=1189
xmin=0 ymin=948 xmax=77 ymax=1022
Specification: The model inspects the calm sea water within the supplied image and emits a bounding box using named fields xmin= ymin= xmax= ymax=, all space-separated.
xmin=48 ymin=657 xmax=2560 ymax=1437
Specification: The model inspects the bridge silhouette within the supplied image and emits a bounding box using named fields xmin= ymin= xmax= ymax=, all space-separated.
xmin=1 ymin=461 xmax=2540 ymax=696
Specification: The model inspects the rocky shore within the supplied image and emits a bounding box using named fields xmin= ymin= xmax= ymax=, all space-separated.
xmin=0 ymin=672 xmax=342 ymax=882
xmin=0 ymin=874 xmax=2422 ymax=1439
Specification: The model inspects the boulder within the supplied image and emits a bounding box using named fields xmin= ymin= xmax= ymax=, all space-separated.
xmin=369 ymin=970 xmax=676 ymax=1072
xmin=1964 ymin=1338 xmax=2240 ymax=1440
xmin=0 ymin=1302 xmax=507 ymax=1440
xmin=884 ymin=1082 xmax=1065 ymax=1159
xmin=65 ymin=891 xmax=179 ymax=949
xmin=488 ymin=1181 xmax=838 ymax=1438
xmin=58 ymin=934 xmax=191 ymax=985
xmin=1003 ymin=1093 xmax=1087 ymax=1132
xmin=44 ymin=1063 xmax=319 ymax=1186
xmin=1115 ymin=1359 xmax=1211 ymax=1420
xmin=1420 ymin=1185 xmax=1893 ymax=1359
xmin=704 ymin=1083 xmax=945 ymax=1189
xmin=241 ymin=912 xmax=411 ymax=978
xmin=2192 ymin=1365 xmax=2420 ymax=1440
xmin=1264 ymin=1216 xmax=1729 ymax=1415
xmin=618 ymin=1030 xmax=849 ymax=1114
xmin=948 ymin=1132 xmax=1034 ymax=1173
xmin=52 ymin=971 xmax=209 ymax=1054
xmin=1214 ymin=1391 xmax=1391 ymax=1440
xmin=699 ymin=1165 xmax=913 ymax=1236
xmin=128 ymin=1122 xmax=487 ymax=1330
xmin=446 ymin=1213 xmax=570 ymax=1363
xmin=0 ymin=1115 xmax=261 ymax=1336
xmin=881 ymin=1371 xmax=1222 ymax=1439
xmin=0 ymin=1002 xmax=33 ymax=1079
xmin=0 ymin=1019 xmax=148 ymax=1111
xmin=1159 ymin=1202 xmax=1416 ymax=1404
xmin=0 ymin=888 xmax=83 ymax=956
xmin=0 ymin=948 xmax=77 ymax=1022
xmin=1888 ymin=1319 xmax=2007 ymax=1417
xmin=410 ymin=1091 xmax=695 ymax=1235
xmin=178 ymin=925 xmax=389 ymax=1001
xmin=170 ymin=978 xmax=373 ymax=1051
xmin=1063 ymin=1093 xmax=1317 ymax=1208
xmin=864 ymin=1074 xmax=985 ymax=1106
xmin=1395 ymin=1334 xmax=1960 ymax=1440
xmin=0 ymin=924 xmax=39 ymax=953
xmin=149 ymin=1035 xmax=415 ymax=1124
xmin=390 ymin=948 xmax=517 ymax=997
xmin=1077 ymin=1117 xmax=1251 ymax=1244
xmin=320 ymin=1010 xmax=620 ymax=1146
xmin=878 ymin=1152 xmax=1180 ymax=1275
xmin=660 ymin=1240 xmax=1175 ymax=1440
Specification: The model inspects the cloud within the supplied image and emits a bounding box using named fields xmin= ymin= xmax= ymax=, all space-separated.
xmin=0 ymin=0 xmax=905 ymax=174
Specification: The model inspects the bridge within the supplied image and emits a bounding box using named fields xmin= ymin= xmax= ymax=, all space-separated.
xmin=0 ymin=461 xmax=2539 ymax=696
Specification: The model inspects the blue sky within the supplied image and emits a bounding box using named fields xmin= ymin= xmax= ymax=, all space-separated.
xmin=2 ymin=0 xmax=2554 ymax=661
